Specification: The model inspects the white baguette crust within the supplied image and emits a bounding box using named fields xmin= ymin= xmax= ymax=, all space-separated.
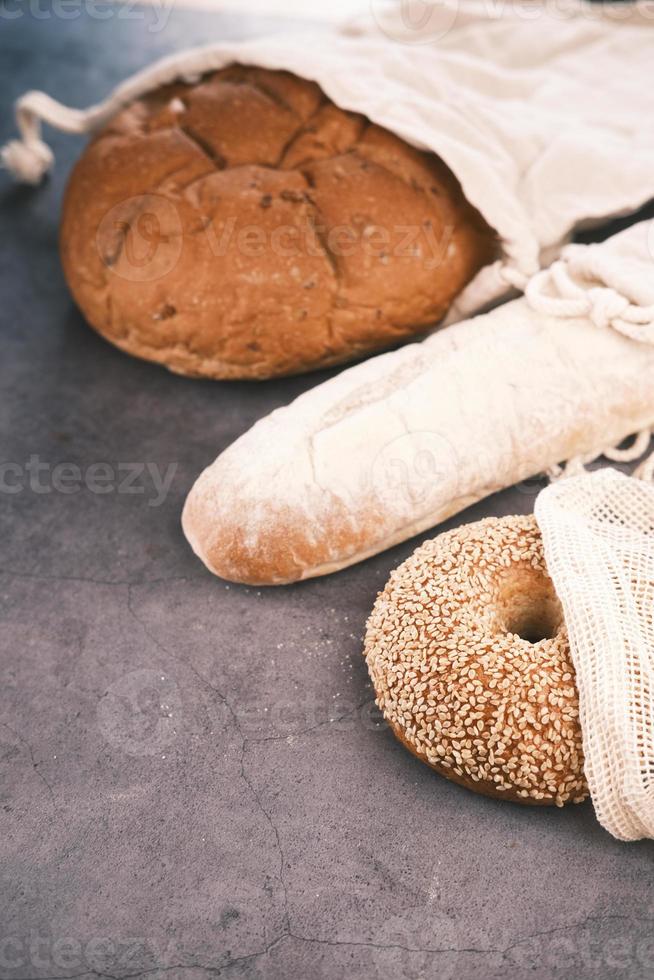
xmin=183 ymin=215 xmax=654 ymax=585
xmin=182 ymin=282 xmax=654 ymax=584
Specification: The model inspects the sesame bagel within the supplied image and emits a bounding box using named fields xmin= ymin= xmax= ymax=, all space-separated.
xmin=364 ymin=515 xmax=588 ymax=807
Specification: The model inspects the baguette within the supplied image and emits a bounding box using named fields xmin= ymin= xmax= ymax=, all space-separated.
xmin=182 ymin=228 xmax=654 ymax=584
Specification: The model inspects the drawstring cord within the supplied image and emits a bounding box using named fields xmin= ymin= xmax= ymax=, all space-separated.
xmin=529 ymin=241 xmax=654 ymax=484
xmin=0 ymin=44 xmax=247 ymax=183
xmin=526 ymin=245 xmax=654 ymax=344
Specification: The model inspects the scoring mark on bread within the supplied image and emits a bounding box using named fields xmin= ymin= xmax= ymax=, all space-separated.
xmin=178 ymin=124 xmax=227 ymax=170
xmin=318 ymin=350 xmax=433 ymax=430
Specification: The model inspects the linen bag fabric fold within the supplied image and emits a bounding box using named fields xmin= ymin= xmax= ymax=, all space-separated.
xmin=2 ymin=0 xmax=654 ymax=319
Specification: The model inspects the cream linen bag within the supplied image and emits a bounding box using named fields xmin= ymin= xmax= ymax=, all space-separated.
xmin=2 ymin=0 xmax=654 ymax=319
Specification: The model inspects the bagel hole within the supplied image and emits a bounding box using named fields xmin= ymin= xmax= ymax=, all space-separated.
xmin=496 ymin=568 xmax=563 ymax=644
xmin=504 ymin=605 xmax=560 ymax=643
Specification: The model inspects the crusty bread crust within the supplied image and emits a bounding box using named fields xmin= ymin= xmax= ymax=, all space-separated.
xmin=364 ymin=515 xmax=588 ymax=807
xmin=60 ymin=65 xmax=496 ymax=380
xmin=181 ymin=267 xmax=654 ymax=586
xmin=388 ymin=720 xmax=554 ymax=806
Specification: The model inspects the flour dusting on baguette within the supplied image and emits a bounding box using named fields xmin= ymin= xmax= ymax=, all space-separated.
xmin=183 ymin=229 xmax=654 ymax=586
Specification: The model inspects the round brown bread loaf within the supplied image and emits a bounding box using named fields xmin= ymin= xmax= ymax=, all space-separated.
xmin=364 ymin=514 xmax=589 ymax=807
xmin=60 ymin=64 xmax=497 ymax=380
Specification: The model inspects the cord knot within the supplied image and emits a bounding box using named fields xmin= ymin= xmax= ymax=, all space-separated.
xmin=586 ymin=286 xmax=631 ymax=331
xmin=526 ymin=235 xmax=654 ymax=345
xmin=0 ymin=137 xmax=53 ymax=184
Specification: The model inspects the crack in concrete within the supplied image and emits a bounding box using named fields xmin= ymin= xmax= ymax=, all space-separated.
xmin=12 ymin=913 xmax=654 ymax=980
xmin=124 ymin=587 xmax=291 ymax=939
xmin=1 ymin=933 xmax=290 ymax=980
xmin=287 ymin=911 xmax=654 ymax=959
xmin=13 ymin=589 xmax=648 ymax=980
xmin=1 ymin=721 xmax=56 ymax=808
xmin=498 ymin=912 xmax=654 ymax=958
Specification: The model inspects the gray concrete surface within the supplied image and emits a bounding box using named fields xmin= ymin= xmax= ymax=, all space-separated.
xmin=1 ymin=7 xmax=654 ymax=980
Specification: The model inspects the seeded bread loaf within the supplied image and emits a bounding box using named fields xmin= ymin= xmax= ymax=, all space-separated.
xmin=59 ymin=64 xmax=496 ymax=380
xmin=364 ymin=515 xmax=588 ymax=807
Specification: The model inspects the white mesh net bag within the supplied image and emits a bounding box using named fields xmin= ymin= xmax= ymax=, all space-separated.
xmin=535 ymin=466 xmax=654 ymax=840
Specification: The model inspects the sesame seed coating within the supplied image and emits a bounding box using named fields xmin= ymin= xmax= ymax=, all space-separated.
xmin=364 ymin=514 xmax=588 ymax=807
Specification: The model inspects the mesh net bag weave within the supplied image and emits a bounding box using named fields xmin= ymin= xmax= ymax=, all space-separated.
xmin=535 ymin=467 xmax=654 ymax=840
